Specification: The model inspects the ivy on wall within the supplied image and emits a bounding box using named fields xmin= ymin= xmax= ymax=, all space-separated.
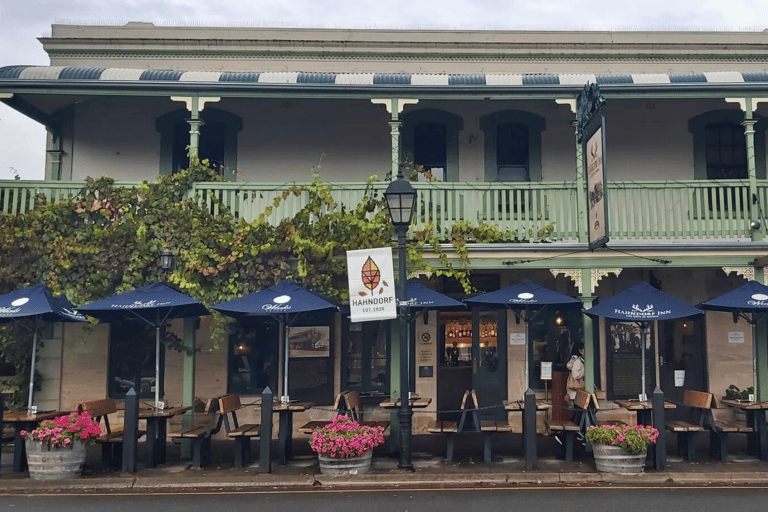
xmin=0 ymin=159 xmax=553 ymax=404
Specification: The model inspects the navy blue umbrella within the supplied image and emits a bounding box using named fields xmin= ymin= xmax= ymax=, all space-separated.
xmin=465 ymin=279 xmax=582 ymax=383
xmin=586 ymin=282 xmax=701 ymax=399
xmin=699 ymin=280 xmax=768 ymax=399
xmin=78 ymin=282 xmax=209 ymax=407
xmin=212 ymin=280 xmax=339 ymax=402
xmin=0 ymin=284 xmax=86 ymax=409
xmin=404 ymin=279 xmax=464 ymax=312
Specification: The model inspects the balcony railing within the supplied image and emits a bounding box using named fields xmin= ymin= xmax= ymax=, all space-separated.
xmin=1 ymin=178 xmax=761 ymax=243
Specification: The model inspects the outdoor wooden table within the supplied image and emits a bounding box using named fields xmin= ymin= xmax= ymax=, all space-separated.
xmin=614 ymin=399 xmax=676 ymax=426
xmin=503 ymin=399 xmax=552 ymax=412
xmin=379 ymin=397 xmax=432 ymax=409
xmin=269 ymin=400 xmax=312 ymax=466
xmin=720 ymin=398 xmax=768 ymax=461
xmin=139 ymin=405 xmax=192 ymax=468
xmin=2 ymin=410 xmax=66 ymax=473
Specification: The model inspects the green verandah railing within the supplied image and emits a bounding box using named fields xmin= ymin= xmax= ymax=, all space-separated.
xmin=0 ymin=178 xmax=762 ymax=242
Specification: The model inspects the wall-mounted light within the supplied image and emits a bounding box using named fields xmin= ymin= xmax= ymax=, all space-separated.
xmin=752 ymin=220 xmax=762 ymax=230
xmin=555 ymin=313 xmax=564 ymax=326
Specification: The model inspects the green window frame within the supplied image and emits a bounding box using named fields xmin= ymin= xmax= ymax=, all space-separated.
xmin=480 ymin=110 xmax=545 ymax=182
xmin=689 ymin=109 xmax=767 ymax=180
xmin=156 ymin=107 xmax=243 ymax=180
xmin=400 ymin=109 xmax=463 ymax=181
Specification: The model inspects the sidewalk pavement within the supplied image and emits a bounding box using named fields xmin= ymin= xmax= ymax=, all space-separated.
xmin=2 ymin=433 xmax=768 ymax=493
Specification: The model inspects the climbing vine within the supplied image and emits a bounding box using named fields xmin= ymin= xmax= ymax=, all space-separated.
xmin=0 ymin=158 xmax=553 ymax=404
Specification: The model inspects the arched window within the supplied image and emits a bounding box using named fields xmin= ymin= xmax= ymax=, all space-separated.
xmin=401 ymin=109 xmax=463 ymax=181
xmin=156 ymin=108 xmax=242 ymax=180
xmin=480 ymin=110 xmax=545 ymax=182
xmin=689 ymin=109 xmax=766 ymax=180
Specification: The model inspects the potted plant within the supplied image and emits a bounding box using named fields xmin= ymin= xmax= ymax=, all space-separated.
xmin=586 ymin=423 xmax=659 ymax=473
xmin=309 ymin=415 xmax=385 ymax=476
xmin=21 ymin=411 xmax=102 ymax=480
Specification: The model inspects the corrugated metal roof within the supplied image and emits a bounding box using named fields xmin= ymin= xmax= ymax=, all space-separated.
xmin=2 ymin=66 xmax=768 ymax=89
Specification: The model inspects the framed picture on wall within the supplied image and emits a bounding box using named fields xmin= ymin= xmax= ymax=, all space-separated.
xmin=288 ymin=326 xmax=330 ymax=358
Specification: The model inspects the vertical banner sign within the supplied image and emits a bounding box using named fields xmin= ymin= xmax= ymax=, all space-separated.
xmin=347 ymin=247 xmax=397 ymax=322
xmin=577 ymin=82 xmax=609 ymax=250
xmin=586 ymin=122 xmax=607 ymax=249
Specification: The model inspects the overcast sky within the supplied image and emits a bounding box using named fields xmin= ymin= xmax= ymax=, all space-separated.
xmin=1 ymin=0 xmax=765 ymax=180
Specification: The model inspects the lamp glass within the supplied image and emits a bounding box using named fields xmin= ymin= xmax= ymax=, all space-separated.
xmin=158 ymin=249 xmax=175 ymax=273
xmin=384 ymin=180 xmax=417 ymax=226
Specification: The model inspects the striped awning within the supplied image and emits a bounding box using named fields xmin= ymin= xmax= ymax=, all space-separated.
xmin=2 ymin=66 xmax=768 ymax=86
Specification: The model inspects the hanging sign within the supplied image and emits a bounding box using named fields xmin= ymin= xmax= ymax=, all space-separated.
xmin=346 ymin=247 xmax=397 ymax=322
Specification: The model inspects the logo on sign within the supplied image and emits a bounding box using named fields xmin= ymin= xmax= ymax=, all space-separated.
xmin=509 ymin=292 xmax=537 ymax=304
xmin=614 ymin=303 xmax=671 ymax=318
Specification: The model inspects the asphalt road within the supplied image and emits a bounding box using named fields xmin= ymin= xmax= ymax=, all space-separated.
xmin=3 ymin=487 xmax=768 ymax=512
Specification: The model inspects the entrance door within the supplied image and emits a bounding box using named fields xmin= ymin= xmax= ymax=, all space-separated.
xmin=437 ymin=310 xmax=506 ymax=421
xmin=658 ymin=317 xmax=707 ymax=406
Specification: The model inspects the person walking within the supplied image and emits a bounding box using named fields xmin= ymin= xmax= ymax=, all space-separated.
xmin=565 ymin=342 xmax=586 ymax=403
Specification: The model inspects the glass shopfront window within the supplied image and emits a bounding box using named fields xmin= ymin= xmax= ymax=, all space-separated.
xmin=343 ymin=320 xmax=389 ymax=393
xmin=528 ymin=309 xmax=582 ymax=390
xmin=108 ymin=320 xmax=160 ymax=400
xmin=228 ymin=317 xmax=279 ymax=395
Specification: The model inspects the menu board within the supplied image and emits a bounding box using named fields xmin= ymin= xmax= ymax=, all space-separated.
xmin=289 ymin=358 xmax=333 ymax=404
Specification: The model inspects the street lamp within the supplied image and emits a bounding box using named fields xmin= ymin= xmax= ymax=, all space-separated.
xmin=157 ymin=249 xmax=175 ymax=275
xmin=384 ymin=171 xmax=417 ymax=470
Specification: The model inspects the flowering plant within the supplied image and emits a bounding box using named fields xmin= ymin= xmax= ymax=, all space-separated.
xmin=310 ymin=415 xmax=385 ymax=458
xmin=586 ymin=424 xmax=660 ymax=455
xmin=21 ymin=411 xmax=102 ymax=448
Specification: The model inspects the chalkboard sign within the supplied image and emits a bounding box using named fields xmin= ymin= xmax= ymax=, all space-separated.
xmin=607 ymin=320 xmax=655 ymax=400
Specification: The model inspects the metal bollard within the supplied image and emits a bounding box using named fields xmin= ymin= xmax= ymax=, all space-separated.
xmin=122 ymin=388 xmax=139 ymax=474
xmin=259 ymin=386 xmax=273 ymax=473
xmin=523 ymin=388 xmax=537 ymax=470
xmin=652 ymin=387 xmax=666 ymax=470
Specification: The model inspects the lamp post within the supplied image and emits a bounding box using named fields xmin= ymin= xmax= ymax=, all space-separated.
xmin=384 ymin=170 xmax=417 ymax=470
xmin=155 ymin=249 xmax=175 ymax=406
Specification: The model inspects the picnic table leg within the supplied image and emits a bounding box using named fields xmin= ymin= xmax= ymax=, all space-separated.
xmin=446 ymin=434 xmax=454 ymax=462
xmin=157 ymin=417 xmax=167 ymax=465
xmin=13 ymin=423 xmax=30 ymax=473
xmin=145 ymin=418 xmax=159 ymax=468
xmin=277 ymin=410 xmax=290 ymax=466
xmin=483 ymin=433 xmax=491 ymax=463
xmin=754 ymin=410 xmax=768 ymax=461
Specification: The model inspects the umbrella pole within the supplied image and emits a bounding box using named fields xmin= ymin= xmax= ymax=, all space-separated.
xmin=155 ymin=325 xmax=161 ymax=408
xmin=641 ymin=322 xmax=647 ymax=401
xmin=283 ymin=319 xmax=289 ymax=403
xmin=752 ymin=315 xmax=758 ymax=402
xmin=27 ymin=329 xmax=38 ymax=410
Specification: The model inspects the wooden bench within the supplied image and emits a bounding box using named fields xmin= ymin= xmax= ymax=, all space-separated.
xmin=666 ymin=389 xmax=713 ymax=461
xmin=344 ymin=390 xmax=391 ymax=432
xmin=428 ymin=389 xmax=508 ymax=462
xmin=546 ymin=389 xmax=592 ymax=461
xmin=168 ymin=397 xmax=223 ymax=468
xmin=708 ymin=400 xmax=755 ymax=462
xmin=298 ymin=392 xmax=347 ymax=434
xmin=219 ymin=394 xmax=260 ymax=467
xmin=77 ymin=398 xmax=146 ymax=469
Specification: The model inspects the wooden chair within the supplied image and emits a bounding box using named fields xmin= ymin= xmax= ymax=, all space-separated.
xmin=708 ymin=399 xmax=755 ymax=462
xmin=665 ymin=390 xmax=713 ymax=461
xmin=168 ymin=397 xmax=223 ymax=468
xmin=77 ymin=398 xmax=145 ymax=469
xmin=218 ymin=394 xmax=260 ymax=467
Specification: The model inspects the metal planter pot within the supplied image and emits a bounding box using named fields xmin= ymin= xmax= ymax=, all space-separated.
xmin=317 ymin=450 xmax=373 ymax=476
xmin=592 ymin=443 xmax=647 ymax=474
xmin=25 ymin=439 xmax=87 ymax=480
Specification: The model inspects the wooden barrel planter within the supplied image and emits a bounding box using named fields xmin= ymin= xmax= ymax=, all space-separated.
xmin=592 ymin=444 xmax=646 ymax=473
xmin=25 ymin=439 xmax=87 ymax=480
xmin=318 ymin=450 xmax=372 ymax=476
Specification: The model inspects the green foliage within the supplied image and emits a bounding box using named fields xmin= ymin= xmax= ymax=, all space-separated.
xmin=725 ymin=384 xmax=754 ymax=400
xmin=0 ymin=158 xmax=548 ymax=404
xmin=586 ymin=424 xmax=660 ymax=455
